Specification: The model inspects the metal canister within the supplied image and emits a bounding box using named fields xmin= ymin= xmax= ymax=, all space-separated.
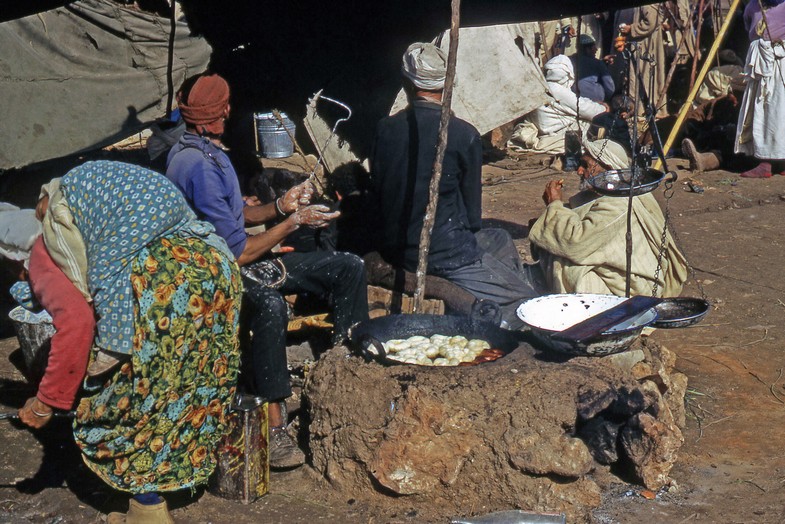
xmin=254 ymin=111 xmax=295 ymax=158
xmin=208 ymin=393 xmax=269 ymax=504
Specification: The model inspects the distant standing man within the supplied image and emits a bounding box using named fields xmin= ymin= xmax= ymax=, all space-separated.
xmin=371 ymin=43 xmax=545 ymax=329
xmin=735 ymin=0 xmax=785 ymax=178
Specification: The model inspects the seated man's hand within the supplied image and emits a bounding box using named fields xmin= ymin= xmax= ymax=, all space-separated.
xmin=542 ymin=179 xmax=564 ymax=205
xmin=279 ymin=181 xmax=315 ymax=214
xmin=243 ymin=195 xmax=261 ymax=206
xmin=291 ymin=204 xmax=340 ymax=228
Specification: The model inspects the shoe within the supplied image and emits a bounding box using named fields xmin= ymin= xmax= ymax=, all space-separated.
xmin=682 ymin=138 xmax=721 ymax=172
xmin=740 ymin=162 xmax=773 ymax=178
xmin=107 ymin=498 xmax=175 ymax=524
xmin=269 ymin=426 xmax=305 ymax=469
xmin=87 ymin=350 xmax=128 ymax=377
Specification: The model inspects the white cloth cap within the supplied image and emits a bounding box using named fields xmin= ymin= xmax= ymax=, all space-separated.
xmin=544 ymin=54 xmax=575 ymax=87
xmin=402 ymin=42 xmax=447 ymax=91
xmin=584 ymin=139 xmax=629 ymax=170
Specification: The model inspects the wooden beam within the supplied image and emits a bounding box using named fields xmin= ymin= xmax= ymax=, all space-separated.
xmin=413 ymin=0 xmax=461 ymax=313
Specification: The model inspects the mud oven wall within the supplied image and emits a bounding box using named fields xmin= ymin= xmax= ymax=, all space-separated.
xmin=305 ymin=339 xmax=687 ymax=522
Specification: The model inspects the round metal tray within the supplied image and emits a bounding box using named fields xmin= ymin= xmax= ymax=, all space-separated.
xmin=516 ymin=294 xmax=658 ymax=357
xmin=586 ymin=168 xmax=676 ymax=197
xmin=652 ymin=298 xmax=710 ymax=329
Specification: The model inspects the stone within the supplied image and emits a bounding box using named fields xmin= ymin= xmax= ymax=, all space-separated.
xmin=603 ymin=349 xmax=645 ymax=373
xmin=620 ymin=412 xmax=684 ymax=490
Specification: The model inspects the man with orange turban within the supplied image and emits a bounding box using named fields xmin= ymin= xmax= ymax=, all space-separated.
xmin=167 ymin=72 xmax=369 ymax=469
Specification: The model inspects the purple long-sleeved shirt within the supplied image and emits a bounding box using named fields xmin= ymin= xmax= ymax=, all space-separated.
xmin=166 ymin=132 xmax=247 ymax=259
xmin=744 ymin=1 xmax=785 ymax=42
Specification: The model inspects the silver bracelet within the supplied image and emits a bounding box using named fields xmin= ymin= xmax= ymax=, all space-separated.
xmin=275 ymin=197 xmax=287 ymax=217
xmin=31 ymin=406 xmax=53 ymax=418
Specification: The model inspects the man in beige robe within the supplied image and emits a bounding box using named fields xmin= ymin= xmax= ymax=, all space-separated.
xmin=668 ymin=0 xmax=696 ymax=66
xmin=619 ymin=4 xmax=669 ymax=118
xmin=528 ymin=139 xmax=688 ymax=297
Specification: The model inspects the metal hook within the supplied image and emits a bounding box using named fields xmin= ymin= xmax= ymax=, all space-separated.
xmin=308 ymin=92 xmax=353 ymax=180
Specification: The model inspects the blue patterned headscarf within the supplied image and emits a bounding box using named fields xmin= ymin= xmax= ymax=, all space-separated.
xmin=61 ymin=160 xmax=233 ymax=355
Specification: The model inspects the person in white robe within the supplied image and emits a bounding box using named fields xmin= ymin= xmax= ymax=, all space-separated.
xmin=514 ymin=55 xmax=608 ymax=154
xmin=734 ymin=1 xmax=785 ymax=178
xmin=528 ymin=139 xmax=688 ymax=297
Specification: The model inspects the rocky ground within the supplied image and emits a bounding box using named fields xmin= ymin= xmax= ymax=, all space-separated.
xmin=1 ymin=150 xmax=785 ymax=523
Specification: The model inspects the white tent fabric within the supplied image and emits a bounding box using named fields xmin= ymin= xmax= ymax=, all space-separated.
xmin=0 ymin=0 xmax=211 ymax=169
xmin=389 ymin=24 xmax=550 ymax=135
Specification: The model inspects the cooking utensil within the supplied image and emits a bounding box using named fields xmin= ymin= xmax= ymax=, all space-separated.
xmin=550 ymin=295 xmax=662 ymax=345
xmin=651 ymin=297 xmax=710 ymax=328
xmin=349 ymin=302 xmax=520 ymax=366
xmin=586 ymin=168 xmax=677 ymax=197
xmin=516 ymin=294 xmax=659 ymax=356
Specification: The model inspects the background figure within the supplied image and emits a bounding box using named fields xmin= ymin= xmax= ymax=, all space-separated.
xmin=518 ymin=55 xmax=608 ymax=154
xmin=618 ymin=4 xmax=669 ymax=118
xmin=572 ymin=33 xmax=616 ymax=102
xmin=694 ymin=49 xmax=745 ymax=105
xmin=734 ymin=0 xmax=785 ymax=178
xmin=667 ymin=0 xmax=697 ymax=66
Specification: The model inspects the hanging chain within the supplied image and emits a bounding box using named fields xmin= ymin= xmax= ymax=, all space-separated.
xmin=651 ymin=170 xmax=675 ymax=297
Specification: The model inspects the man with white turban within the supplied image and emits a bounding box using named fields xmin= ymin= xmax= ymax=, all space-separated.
xmin=520 ymin=55 xmax=608 ymax=154
xmin=371 ymin=42 xmax=545 ymax=329
xmin=528 ymin=139 xmax=688 ymax=297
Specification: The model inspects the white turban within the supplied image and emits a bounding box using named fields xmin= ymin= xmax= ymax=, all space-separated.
xmin=402 ymin=42 xmax=447 ymax=91
xmin=544 ymin=54 xmax=575 ymax=87
xmin=583 ymin=139 xmax=629 ymax=170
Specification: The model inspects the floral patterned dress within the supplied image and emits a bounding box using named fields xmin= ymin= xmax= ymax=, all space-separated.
xmin=73 ymin=230 xmax=242 ymax=493
xmin=55 ymin=161 xmax=242 ymax=493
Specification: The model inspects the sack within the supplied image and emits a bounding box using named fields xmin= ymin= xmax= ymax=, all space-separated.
xmin=241 ymin=258 xmax=287 ymax=289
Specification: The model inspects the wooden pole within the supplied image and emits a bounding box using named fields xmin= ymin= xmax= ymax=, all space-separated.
xmin=689 ymin=0 xmax=707 ymax=91
xmin=412 ymin=0 xmax=461 ymax=313
xmin=165 ymin=0 xmax=176 ymax=119
xmin=653 ymin=0 xmax=741 ymax=171
xmin=656 ymin=36 xmax=685 ymax=111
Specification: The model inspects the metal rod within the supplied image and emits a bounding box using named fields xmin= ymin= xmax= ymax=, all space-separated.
xmin=413 ymin=0 xmax=461 ymax=313
xmin=0 ymin=411 xmax=76 ymax=421
xmin=654 ymin=0 xmax=742 ymax=170
xmin=307 ymin=93 xmax=353 ymax=181
xmin=625 ymin=45 xmax=638 ymax=298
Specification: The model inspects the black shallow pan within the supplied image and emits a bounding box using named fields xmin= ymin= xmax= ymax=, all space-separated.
xmin=349 ymin=302 xmax=522 ymax=366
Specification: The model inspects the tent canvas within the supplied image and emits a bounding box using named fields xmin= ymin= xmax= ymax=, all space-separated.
xmin=0 ymin=0 xmax=211 ymax=170
xmin=389 ymin=23 xmax=550 ymax=136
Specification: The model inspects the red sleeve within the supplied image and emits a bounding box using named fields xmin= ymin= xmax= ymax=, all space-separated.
xmin=27 ymin=237 xmax=95 ymax=410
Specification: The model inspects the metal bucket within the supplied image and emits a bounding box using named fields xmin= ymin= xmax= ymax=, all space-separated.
xmin=254 ymin=112 xmax=295 ymax=158
xmin=208 ymin=393 xmax=269 ymax=504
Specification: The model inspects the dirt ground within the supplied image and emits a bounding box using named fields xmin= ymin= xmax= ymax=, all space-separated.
xmin=1 ymin=151 xmax=785 ymax=523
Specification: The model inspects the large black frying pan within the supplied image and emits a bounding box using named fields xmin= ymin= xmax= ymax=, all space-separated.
xmin=349 ymin=301 xmax=522 ymax=366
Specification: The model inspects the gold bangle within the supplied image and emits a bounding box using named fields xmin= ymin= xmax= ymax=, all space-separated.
xmin=31 ymin=406 xmax=53 ymax=418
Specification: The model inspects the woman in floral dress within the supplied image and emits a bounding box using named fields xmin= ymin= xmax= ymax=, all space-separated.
xmin=18 ymin=161 xmax=242 ymax=523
